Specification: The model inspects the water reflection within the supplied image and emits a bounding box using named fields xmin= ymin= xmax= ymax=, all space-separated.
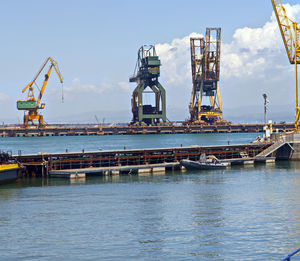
xmin=191 ymin=173 xmax=224 ymax=258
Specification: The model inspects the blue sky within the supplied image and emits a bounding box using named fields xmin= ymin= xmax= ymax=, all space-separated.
xmin=0 ymin=0 xmax=299 ymax=124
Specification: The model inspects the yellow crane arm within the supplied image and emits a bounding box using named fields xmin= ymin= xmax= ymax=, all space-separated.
xmin=22 ymin=57 xmax=51 ymax=93
xmin=22 ymin=57 xmax=63 ymax=93
xmin=49 ymin=57 xmax=63 ymax=84
xmin=22 ymin=81 xmax=33 ymax=93
xmin=272 ymin=0 xmax=300 ymax=131
xmin=272 ymin=0 xmax=295 ymax=63
xmin=36 ymin=65 xmax=52 ymax=107
xmin=35 ymin=58 xmax=64 ymax=107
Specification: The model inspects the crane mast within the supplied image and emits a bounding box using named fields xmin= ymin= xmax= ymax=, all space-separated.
xmin=17 ymin=57 xmax=63 ymax=128
xmin=272 ymin=0 xmax=300 ymax=130
xmin=189 ymin=28 xmax=223 ymax=124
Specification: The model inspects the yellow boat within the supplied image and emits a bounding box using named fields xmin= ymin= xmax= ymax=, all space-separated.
xmin=0 ymin=164 xmax=20 ymax=183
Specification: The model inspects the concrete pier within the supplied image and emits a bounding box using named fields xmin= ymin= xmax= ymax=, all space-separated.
xmin=266 ymin=132 xmax=300 ymax=160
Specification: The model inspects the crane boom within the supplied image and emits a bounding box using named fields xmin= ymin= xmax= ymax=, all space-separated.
xmin=272 ymin=0 xmax=300 ymax=130
xmin=22 ymin=57 xmax=63 ymax=92
xmin=36 ymin=65 xmax=52 ymax=107
xmin=36 ymin=58 xmax=63 ymax=107
xmin=272 ymin=0 xmax=296 ymax=63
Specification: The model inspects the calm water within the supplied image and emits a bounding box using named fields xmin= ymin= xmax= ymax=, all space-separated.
xmin=2 ymin=132 xmax=260 ymax=155
xmin=1 ymin=133 xmax=300 ymax=260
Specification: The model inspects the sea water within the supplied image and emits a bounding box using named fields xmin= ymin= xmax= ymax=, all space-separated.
xmin=0 ymin=133 xmax=299 ymax=260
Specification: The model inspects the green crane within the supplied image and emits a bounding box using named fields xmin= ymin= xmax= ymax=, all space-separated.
xmin=129 ymin=45 xmax=166 ymax=125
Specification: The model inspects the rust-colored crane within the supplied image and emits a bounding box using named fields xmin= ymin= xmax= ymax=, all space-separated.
xmin=17 ymin=57 xmax=63 ymax=128
xmin=189 ymin=28 xmax=223 ymax=124
xmin=272 ymin=0 xmax=300 ymax=130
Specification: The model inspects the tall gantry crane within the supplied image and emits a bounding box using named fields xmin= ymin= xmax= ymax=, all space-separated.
xmin=189 ymin=28 xmax=223 ymax=124
xmin=17 ymin=57 xmax=63 ymax=128
xmin=129 ymin=45 xmax=166 ymax=125
xmin=272 ymin=0 xmax=300 ymax=130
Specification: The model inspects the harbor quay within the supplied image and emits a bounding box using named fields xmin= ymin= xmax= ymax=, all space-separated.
xmin=0 ymin=122 xmax=294 ymax=137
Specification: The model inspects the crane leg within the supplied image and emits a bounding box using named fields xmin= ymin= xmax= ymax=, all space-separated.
xmin=39 ymin=115 xmax=44 ymax=128
xmin=295 ymin=106 xmax=300 ymax=132
xmin=23 ymin=115 xmax=28 ymax=128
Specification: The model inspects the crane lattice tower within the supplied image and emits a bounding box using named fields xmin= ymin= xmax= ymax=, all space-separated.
xmin=272 ymin=0 xmax=300 ymax=131
xmin=189 ymin=28 xmax=223 ymax=124
xmin=129 ymin=45 xmax=166 ymax=126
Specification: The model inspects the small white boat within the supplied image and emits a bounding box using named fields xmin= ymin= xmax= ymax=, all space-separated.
xmin=180 ymin=154 xmax=226 ymax=170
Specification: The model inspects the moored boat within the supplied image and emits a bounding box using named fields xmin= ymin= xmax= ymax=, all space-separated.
xmin=180 ymin=154 xmax=226 ymax=170
xmin=0 ymin=152 xmax=21 ymax=184
xmin=0 ymin=164 xmax=20 ymax=183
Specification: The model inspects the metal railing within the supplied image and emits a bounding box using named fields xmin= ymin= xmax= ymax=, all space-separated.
xmin=272 ymin=132 xmax=295 ymax=143
xmin=281 ymin=248 xmax=300 ymax=261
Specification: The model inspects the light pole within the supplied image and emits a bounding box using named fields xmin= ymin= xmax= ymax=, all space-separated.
xmin=263 ymin=93 xmax=268 ymax=125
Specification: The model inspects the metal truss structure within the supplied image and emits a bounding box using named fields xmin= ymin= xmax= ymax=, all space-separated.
xmin=272 ymin=0 xmax=300 ymax=130
xmin=189 ymin=28 xmax=223 ymax=124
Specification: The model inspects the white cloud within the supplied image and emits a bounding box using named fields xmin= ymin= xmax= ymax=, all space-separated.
xmin=156 ymin=32 xmax=202 ymax=86
xmin=153 ymin=4 xmax=300 ymax=122
xmin=118 ymin=81 xmax=130 ymax=91
xmin=283 ymin=3 xmax=300 ymax=21
xmin=222 ymin=4 xmax=300 ymax=79
xmin=62 ymin=78 xmax=130 ymax=99
xmin=64 ymin=78 xmax=110 ymax=94
xmin=155 ymin=4 xmax=300 ymax=83
xmin=0 ymin=93 xmax=9 ymax=101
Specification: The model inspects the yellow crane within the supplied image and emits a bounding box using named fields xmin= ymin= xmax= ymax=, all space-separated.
xmin=17 ymin=57 xmax=63 ymax=128
xmin=271 ymin=0 xmax=300 ymax=130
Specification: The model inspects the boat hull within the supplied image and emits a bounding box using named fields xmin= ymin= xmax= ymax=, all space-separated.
xmin=0 ymin=164 xmax=20 ymax=183
xmin=180 ymin=159 xmax=226 ymax=170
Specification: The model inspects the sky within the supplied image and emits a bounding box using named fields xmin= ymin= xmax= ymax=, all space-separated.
xmin=0 ymin=0 xmax=300 ymax=124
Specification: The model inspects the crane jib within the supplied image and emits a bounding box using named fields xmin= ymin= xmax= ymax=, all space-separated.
xmin=271 ymin=0 xmax=300 ymax=131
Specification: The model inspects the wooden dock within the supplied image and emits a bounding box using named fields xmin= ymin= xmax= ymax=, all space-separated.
xmin=49 ymin=162 xmax=178 ymax=178
xmin=13 ymin=142 xmax=274 ymax=178
xmin=48 ymin=157 xmax=275 ymax=179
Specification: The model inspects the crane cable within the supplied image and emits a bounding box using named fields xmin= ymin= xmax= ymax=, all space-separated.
xmin=62 ymin=83 xmax=64 ymax=103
